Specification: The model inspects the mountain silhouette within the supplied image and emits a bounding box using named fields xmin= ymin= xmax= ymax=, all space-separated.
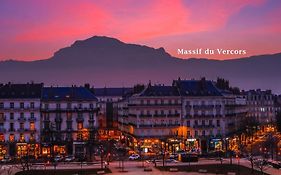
xmin=0 ymin=36 xmax=280 ymax=93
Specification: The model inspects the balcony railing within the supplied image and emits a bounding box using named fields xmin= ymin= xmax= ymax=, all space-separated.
xmin=28 ymin=116 xmax=37 ymax=122
xmin=18 ymin=116 xmax=26 ymax=122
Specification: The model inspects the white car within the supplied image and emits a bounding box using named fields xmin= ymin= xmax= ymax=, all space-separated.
xmin=129 ymin=154 xmax=140 ymax=160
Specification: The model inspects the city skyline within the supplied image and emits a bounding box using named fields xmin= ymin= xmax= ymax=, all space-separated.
xmin=1 ymin=0 xmax=281 ymax=61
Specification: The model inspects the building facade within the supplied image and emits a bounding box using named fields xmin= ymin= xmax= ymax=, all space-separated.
xmin=245 ymin=89 xmax=275 ymax=125
xmin=40 ymin=87 xmax=99 ymax=158
xmin=0 ymin=83 xmax=42 ymax=159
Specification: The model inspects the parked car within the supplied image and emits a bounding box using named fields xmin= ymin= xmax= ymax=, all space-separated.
xmin=54 ymin=155 xmax=64 ymax=162
xmin=129 ymin=154 xmax=140 ymax=160
xmin=1 ymin=156 xmax=12 ymax=163
xmin=65 ymin=155 xmax=75 ymax=162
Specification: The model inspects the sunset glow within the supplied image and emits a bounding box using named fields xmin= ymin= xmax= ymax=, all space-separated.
xmin=0 ymin=0 xmax=281 ymax=60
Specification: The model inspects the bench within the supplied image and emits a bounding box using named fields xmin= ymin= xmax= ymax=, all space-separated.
xmin=97 ymin=170 xmax=105 ymax=174
xmin=144 ymin=167 xmax=153 ymax=171
xmin=169 ymin=168 xmax=178 ymax=172
xmin=198 ymin=169 xmax=207 ymax=173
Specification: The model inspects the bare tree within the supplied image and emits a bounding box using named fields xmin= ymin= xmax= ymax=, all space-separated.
xmin=254 ymin=159 xmax=268 ymax=175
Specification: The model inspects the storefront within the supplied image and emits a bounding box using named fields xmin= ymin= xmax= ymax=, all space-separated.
xmin=27 ymin=143 xmax=40 ymax=158
xmin=185 ymin=138 xmax=200 ymax=153
xmin=0 ymin=143 xmax=7 ymax=160
xmin=209 ymin=138 xmax=223 ymax=151
xmin=41 ymin=143 xmax=51 ymax=157
xmin=53 ymin=145 xmax=66 ymax=155
xmin=17 ymin=143 xmax=28 ymax=157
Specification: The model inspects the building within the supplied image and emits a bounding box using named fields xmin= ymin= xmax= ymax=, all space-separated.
xmin=118 ymin=78 xmax=247 ymax=154
xmin=245 ymin=89 xmax=275 ymax=125
xmin=174 ymin=78 xmax=247 ymax=153
xmin=0 ymin=83 xmax=43 ymax=159
xmin=118 ymin=83 xmax=182 ymax=153
xmin=40 ymin=86 xmax=99 ymax=159
xmin=93 ymin=87 xmax=132 ymax=140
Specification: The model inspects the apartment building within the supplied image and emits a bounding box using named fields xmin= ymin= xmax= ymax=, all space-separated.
xmin=40 ymin=86 xmax=99 ymax=158
xmin=245 ymin=89 xmax=275 ymax=125
xmin=174 ymin=79 xmax=247 ymax=152
xmin=0 ymin=83 xmax=42 ymax=159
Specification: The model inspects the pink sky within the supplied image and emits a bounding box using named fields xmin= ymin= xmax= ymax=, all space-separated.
xmin=0 ymin=0 xmax=281 ymax=61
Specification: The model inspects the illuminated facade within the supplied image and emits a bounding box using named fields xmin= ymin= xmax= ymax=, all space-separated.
xmin=40 ymin=86 xmax=99 ymax=158
xmin=0 ymin=83 xmax=42 ymax=159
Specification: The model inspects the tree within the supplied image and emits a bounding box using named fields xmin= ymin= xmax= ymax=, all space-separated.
xmin=254 ymin=159 xmax=268 ymax=175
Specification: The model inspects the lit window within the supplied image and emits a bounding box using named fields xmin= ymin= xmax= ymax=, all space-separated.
xmin=30 ymin=122 xmax=35 ymax=130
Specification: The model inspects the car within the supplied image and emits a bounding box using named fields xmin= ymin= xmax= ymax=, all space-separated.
xmin=129 ymin=154 xmax=140 ymax=160
xmin=1 ymin=156 xmax=12 ymax=163
xmin=65 ymin=155 xmax=75 ymax=162
xmin=54 ymin=155 xmax=64 ymax=162
xmin=169 ymin=153 xmax=178 ymax=159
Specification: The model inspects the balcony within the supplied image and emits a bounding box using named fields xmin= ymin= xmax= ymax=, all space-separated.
xmin=17 ymin=128 xmax=27 ymax=132
xmin=0 ymin=128 xmax=6 ymax=133
xmin=28 ymin=116 xmax=36 ymax=122
xmin=193 ymin=124 xmax=215 ymax=129
xmin=154 ymin=124 xmax=166 ymax=127
xmin=76 ymin=117 xmax=84 ymax=122
xmin=55 ymin=117 xmax=62 ymax=122
xmin=139 ymin=114 xmax=152 ymax=118
xmin=167 ymin=113 xmax=180 ymax=118
xmin=18 ymin=116 xmax=27 ymax=122
xmin=138 ymin=124 xmax=153 ymax=128
xmin=153 ymin=114 xmax=166 ymax=118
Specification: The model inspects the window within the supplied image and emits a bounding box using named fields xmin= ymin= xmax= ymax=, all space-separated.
xmin=67 ymin=103 xmax=71 ymax=109
xmin=9 ymin=134 xmax=15 ymax=142
xmin=194 ymin=120 xmax=198 ymax=126
xmin=30 ymin=102 xmax=34 ymax=109
xmin=77 ymin=122 xmax=83 ymax=130
xmin=9 ymin=123 xmax=14 ymax=131
xmin=78 ymin=103 xmax=82 ymax=109
xmin=90 ymin=103 xmax=93 ymax=109
xmin=209 ymin=120 xmax=213 ymax=126
xmin=10 ymin=113 xmax=14 ymax=120
xmin=202 ymin=120 xmax=205 ymax=126
xmin=19 ymin=134 xmax=25 ymax=142
xmin=20 ymin=112 xmax=24 ymax=118
xmin=0 ymin=134 xmax=4 ymax=142
xmin=20 ymin=123 xmax=24 ymax=130
xmin=30 ymin=112 xmax=34 ymax=118
xmin=216 ymin=120 xmax=220 ymax=127
xmin=186 ymin=120 xmax=190 ymax=127
xmin=187 ymin=131 xmax=190 ymax=137
xmin=30 ymin=122 xmax=35 ymax=131
xmin=44 ymin=103 xmax=49 ymax=109
xmin=67 ymin=113 xmax=72 ymax=120
xmin=67 ymin=122 xmax=72 ymax=130
xmin=10 ymin=102 xmax=14 ymax=109
xmin=20 ymin=102 xmax=24 ymax=109
xmin=56 ymin=122 xmax=61 ymax=131
xmin=0 ymin=103 xmax=3 ymax=109
xmin=202 ymin=130 xmax=205 ymax=136
xmin=195 ymin=130 xmax=198 ymax=137
xmin=89 ymin=113 xmax=94 ymax=120
xmin=56 ymin=103 xmax=61 ymax=109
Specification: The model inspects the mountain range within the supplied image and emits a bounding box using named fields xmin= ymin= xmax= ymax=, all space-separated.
xmin=0 ymin=36 xmax=280 ymax=93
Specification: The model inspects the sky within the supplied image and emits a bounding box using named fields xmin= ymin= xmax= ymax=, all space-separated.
xmin=0 ymin=0 xmax=281 ymax=61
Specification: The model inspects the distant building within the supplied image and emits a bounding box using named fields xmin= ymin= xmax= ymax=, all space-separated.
xmin=0 ymin=83 xmax=43 ymax=159
xmin=40 ymin=86 xmax=98 ymax=158
xmin=92 ymin=87 xmax=132 ymax=140
xmin=245 ymin=89 xmax=275 ymax=125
